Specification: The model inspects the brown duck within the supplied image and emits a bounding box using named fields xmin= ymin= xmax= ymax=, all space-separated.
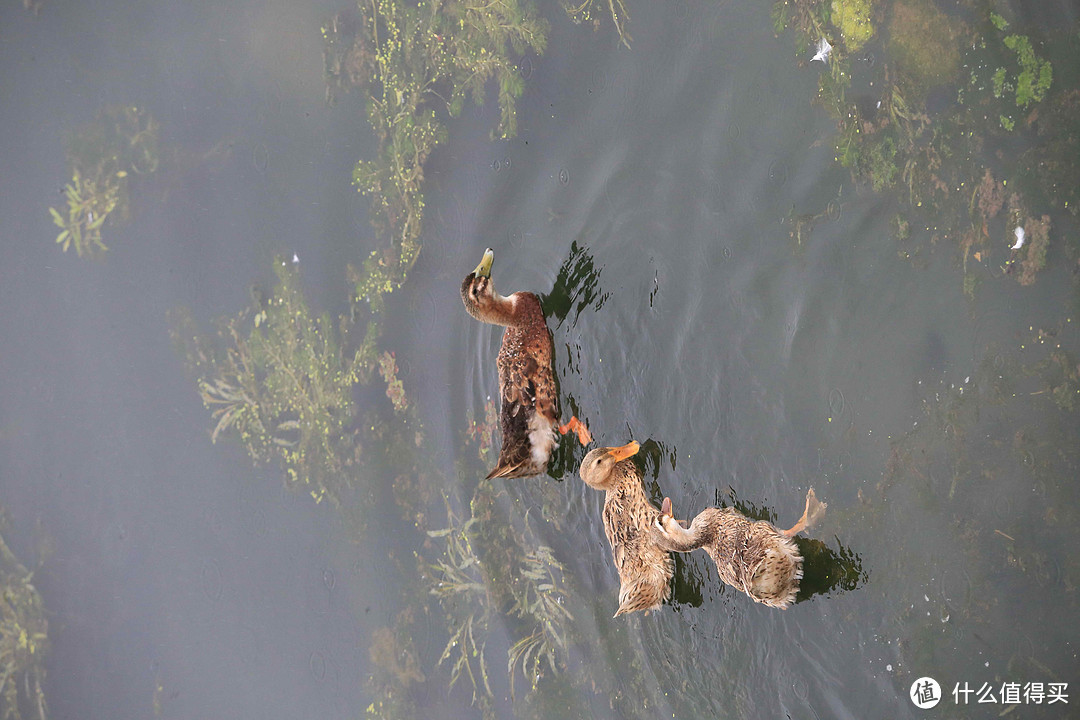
xmin=461 ymin=248 xmax=591 ymax=479
xmin=578 ymin=441 xmax=674 ymax=617
xmin=651 ymin=489 xmax=826 ymax=609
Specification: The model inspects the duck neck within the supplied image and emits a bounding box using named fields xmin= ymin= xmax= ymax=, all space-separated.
xmin=656 ymin=509 xmax=720 ymax=552
xmin=481 ymin=292 xmax=527 ymax=327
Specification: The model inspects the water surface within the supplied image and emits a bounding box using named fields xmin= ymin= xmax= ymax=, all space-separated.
xmin=1 ymin=0 xmax=1078 ymax=718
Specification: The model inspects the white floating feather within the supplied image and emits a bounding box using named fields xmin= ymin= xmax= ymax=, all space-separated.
xmin=1011 ymin=226 xmax=1025 ymax=250
xmin=812 ymin=37 xmax=832 ymax=63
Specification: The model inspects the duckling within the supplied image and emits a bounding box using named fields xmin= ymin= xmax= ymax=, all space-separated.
xmin=461 ymin=248 xmax=591 ymax=479
xmin=578 ymin=441 xmax=674 ymax=617
xmin=651 ymin=489 xmax=826 ymax=609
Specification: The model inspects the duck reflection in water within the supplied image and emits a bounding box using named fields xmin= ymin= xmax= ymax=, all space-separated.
xmin=461 ymin=247 xmax=592 ymax=479
xmin=578 ymin=441 xmax=675 ymax=617
xmin=651 ymin=490 xmax=824 ymax=609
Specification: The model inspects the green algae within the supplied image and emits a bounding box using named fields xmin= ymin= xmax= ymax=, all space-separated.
xmin=831 ymin=0 xmax=875 ymax=52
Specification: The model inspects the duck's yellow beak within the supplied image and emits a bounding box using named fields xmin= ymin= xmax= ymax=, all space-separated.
xmin=472 ymin=248 xmax=494 ymax=278
xmin=607 ymin=440 xmax=640 ymax=463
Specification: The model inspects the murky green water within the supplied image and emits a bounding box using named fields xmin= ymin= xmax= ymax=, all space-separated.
xmin=1 ymin=0 xmax=1078 ymax=718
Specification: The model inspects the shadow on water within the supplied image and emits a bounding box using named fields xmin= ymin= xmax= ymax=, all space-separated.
xmin=544 ymin=241 xmax=611 ymax=480
xmin=796 ymin=535 xmax=869 ymax=603
xmin=670 ymin=552 xmax=705 ymax=609
xmin=541 ymin=241 xmax=610 ymax=330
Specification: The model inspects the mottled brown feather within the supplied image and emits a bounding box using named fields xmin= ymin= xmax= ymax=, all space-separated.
xmin=653 ymin=504 xmax=811 ymax=609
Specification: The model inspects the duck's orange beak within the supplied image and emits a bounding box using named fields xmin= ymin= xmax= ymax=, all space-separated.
xmin=607 ymin=440 xmax=640 ymax=463
xmin=661 ymin=496 xmax=673 ymax=518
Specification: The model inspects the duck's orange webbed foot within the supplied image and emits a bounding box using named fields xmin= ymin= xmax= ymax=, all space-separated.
xmin=782 ymin=487 xmax=827 ymax=537
xmin=558 ymin=416 xmax=592 ymax=445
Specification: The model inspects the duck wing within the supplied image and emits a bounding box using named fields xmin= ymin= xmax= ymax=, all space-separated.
xmin=604 ymin=486 xmax=674 ymax=616
xmin=485 ymin=322 xmax=558 ymax=479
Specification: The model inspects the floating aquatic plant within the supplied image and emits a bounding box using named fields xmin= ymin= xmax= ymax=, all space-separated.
xmin=1002 ymin=34 xmax=1052 ymax=109
xmin=963 ymin=18 xmax=1053 ymax=133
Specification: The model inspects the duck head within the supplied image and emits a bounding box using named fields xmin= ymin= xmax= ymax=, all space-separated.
xmin=578 ymin=441 xmax=640 ymax=490
xmin=460 ymin=248 xmax=497 ymax=322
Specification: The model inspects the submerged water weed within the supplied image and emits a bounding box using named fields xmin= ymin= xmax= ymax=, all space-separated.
xmin=506 ymin=542 xmax=573 ymax=702
xmin=1046 ymin=350 xmax=1079 ymax=411
xmin=887 ymin=0 xmax=962 ymax=89
xmin=323 ymin=0 xmax=547 ymax=303
xmin=561 ymin=0 xmax=631 ymax=48
xmin=363 ymin=614 xmax=424 ymax=719
xmin=1016 ymin=214 xmax=1051 ymax=286
xmin=772 ymin=0 xmax=835 ymax=60
xmin=48 ymin=106 xmax=158 ymax=258
xmin=0 ymin=526 xmax=49 ymax=720
xmin=1017 ymin=88 xmax=1080 ymax=216
xmin=427 ymin=494 xmax=495 ymax=715
xmin=872 ymin=334 xmax=1075 ymax=634
xmin=426 ymin=482 xmax=578 ymax=715
xmin=363 ymin=611 xmax=426 ymax=720
xmin=378 ymin=351 xmax=408 ymax=414
xmin=170 ymin=257 xmax=376 ymax=507
xmin=321 ymin=9 xmax=375 ymax=107
xmin=1021 ymin=322 xmax=1080 ymax=412
xmin=49 ymin=170 xmax=120 ymax=257
xmin=880 ymin=344 xmax=1080 ymax=686
xmin=783 ymin=0 xmax=1076 ymax=291
xmin=465 ymin=397 xmax=499 ymax=464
